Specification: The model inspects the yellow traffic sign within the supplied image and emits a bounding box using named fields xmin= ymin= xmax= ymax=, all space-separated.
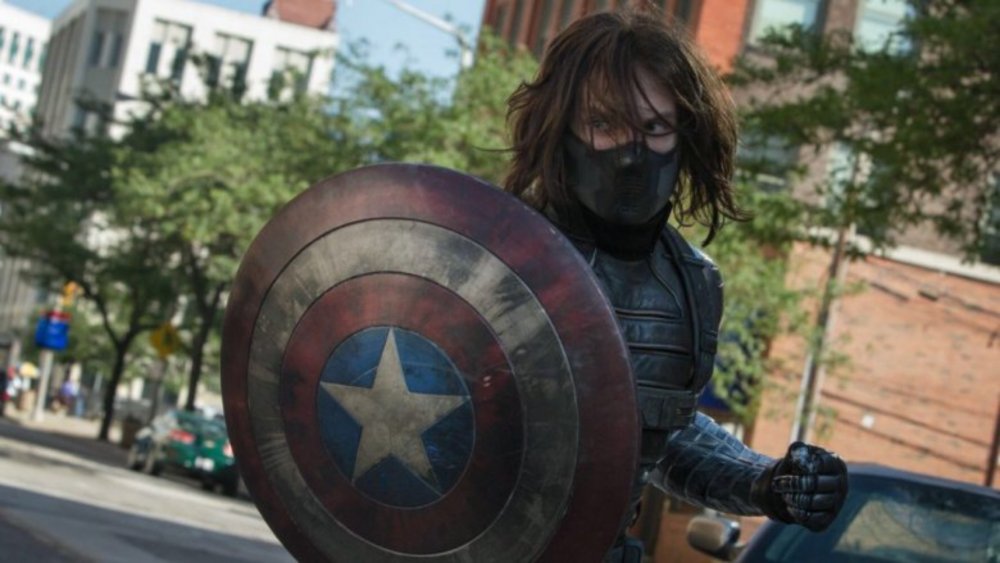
xmin=150 ymin=323 xmax=180 ymax=358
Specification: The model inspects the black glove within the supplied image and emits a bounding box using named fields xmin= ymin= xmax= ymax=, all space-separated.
xmin=751 ymin=441 xmax=848 ymax=532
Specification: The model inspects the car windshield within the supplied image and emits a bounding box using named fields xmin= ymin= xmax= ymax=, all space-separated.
xmin=175 ymin=412 xmax=227 ymax=439
xmin=749 ymin=474 xmax=1000 ymax=563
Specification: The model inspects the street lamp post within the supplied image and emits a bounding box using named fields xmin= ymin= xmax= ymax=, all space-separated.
xmin=379 ymin=0 xmax=474 ymax=70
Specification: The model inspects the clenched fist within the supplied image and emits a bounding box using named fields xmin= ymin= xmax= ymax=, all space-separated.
xmin=751 ymin=442 xmax=849 ymax=532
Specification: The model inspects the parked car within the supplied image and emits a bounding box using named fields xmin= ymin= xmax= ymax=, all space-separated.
xmin=126 ymin=409 xmax=239 ymax=496
xmin=688 ymin=463 xmax=1000 ymax=562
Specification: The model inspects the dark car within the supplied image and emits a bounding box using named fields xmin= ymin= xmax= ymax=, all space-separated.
xmin=126 ymin=409 xmax=240 ymax=496
xmin=688 ymin=463 xmax=1000 ymax=563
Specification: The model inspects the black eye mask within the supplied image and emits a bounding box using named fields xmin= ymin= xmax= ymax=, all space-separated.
xmin=564 ymin=133 xmax=680 ymax=226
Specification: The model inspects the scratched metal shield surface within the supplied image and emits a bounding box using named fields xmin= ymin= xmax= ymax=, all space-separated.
xmin=221 ymin=164 xmax=638 ymax=562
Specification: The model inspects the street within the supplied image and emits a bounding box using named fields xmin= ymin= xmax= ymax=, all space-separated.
xmin=0 ymin=413 xmax=293 ymax=563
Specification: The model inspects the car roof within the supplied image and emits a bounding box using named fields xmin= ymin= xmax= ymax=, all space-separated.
xmin=847 ymin=462 xmax=1000 ymax=499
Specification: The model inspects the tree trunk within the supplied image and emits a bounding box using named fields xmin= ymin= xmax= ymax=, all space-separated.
xmin=98 ymin=340 xmax=130 ymax=441
xmin=183 ymin=284 xmax=224 ymax=411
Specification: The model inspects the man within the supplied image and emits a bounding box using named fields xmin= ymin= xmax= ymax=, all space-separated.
xmin=503 ymin=9 xmax=848 ymax=561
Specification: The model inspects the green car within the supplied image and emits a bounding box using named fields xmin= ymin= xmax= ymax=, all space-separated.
xmin=127 ymin=409 xmax=240 ymax=496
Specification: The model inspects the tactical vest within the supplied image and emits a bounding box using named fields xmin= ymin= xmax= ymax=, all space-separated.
xmin=571 ymin=224 xmax=723 ymax=463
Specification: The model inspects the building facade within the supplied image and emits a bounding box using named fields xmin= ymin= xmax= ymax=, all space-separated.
xmin=35 ymin=0 xmax=339 ymax=138
xmin=0 ymin=4 xmax=51 ymax=357
xmin=0 ymin=1 xmax=51 ymax=130
xmin=481 ymin=0 xmax=745 ymax=70
xmin=481 ymin=0 xmax=912 ymax=71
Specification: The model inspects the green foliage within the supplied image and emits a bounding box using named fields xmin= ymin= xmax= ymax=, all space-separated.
xmin=730 ymin=1 xmax=1000 ymax=255
xmin=330 ymin=31 xmax=537 ymax=183
xmin=0 ymin=31 xmax=539 ymax=421
xmin=0 ymin=122 xmax=179 ymax=438
xmin=726 ymin=2 xmax=1000 ymax=431
xmin=684 ymin=186 xmax=806 ymax=423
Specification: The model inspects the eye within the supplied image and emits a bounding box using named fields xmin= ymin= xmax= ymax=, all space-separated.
xmin=643 ymin=119 xmax=674 ymax=136
xmin=589 ymin=118 xmax=611 ymax=131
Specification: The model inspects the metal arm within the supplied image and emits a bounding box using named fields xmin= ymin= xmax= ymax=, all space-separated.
xmin=649 ymin=412 xmax=774 ymax=515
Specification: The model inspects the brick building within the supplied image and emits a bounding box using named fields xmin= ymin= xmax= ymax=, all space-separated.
xmin=478 ymin=1 xmax=1000 ymax=561
xmin=480 ymin=0 xmax=747 ymax=71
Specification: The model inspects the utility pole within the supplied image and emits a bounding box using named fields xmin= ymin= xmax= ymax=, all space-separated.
xmin=791 ymin=144 xmax=863 ymax=443
xmin=791 ymin=223 xmax=854 ymax=442
xmin=380 ymin=0 xmax=474 ymax=70
xmin=987 ymin=395 xmax=999 ymax=488
xmin=31 ymin=282 xmax=76 ymax=421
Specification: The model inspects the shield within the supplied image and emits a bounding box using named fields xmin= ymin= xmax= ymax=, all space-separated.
xmin=222 ymin=164 xmax=638 ymax=562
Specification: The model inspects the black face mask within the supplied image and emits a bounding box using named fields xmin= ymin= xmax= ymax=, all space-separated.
xmin=564 ymin=133 xmax=680 ymax=226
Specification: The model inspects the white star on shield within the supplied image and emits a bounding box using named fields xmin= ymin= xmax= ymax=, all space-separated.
xmin=321 ymin=329 xmax=467 ymax=487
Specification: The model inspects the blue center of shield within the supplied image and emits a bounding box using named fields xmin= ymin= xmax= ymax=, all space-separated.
xmin=317 ymin=326 xmax=474 ymax=507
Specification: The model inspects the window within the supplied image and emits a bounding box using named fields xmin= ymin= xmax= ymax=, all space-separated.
xmin=749 ymin=0 xmax=822 ymax=43
xmin=72 ymin=105 xmax=87 ymax=130
xmin=509 ymin=0 xmax=525 ymax=43
xmin=108 ymin=33 xmax=124 ymax=67
xmin=0 ymin=28 xmax=5 ymax=53
xmin=825 ymin=142 xmax=889 ymax=239
xmin=269 ymin=46 xmax=313 ymax=98
xmin=89 ymin=9 xmax=127 ymax=68
xmin=38 ymin=42 xmax=47 ymax=72
xmin=737 ymin=132 xmax=799 ymax=192
xmin=534 ymin=0 xmax=556 ymax=55
xmin=675 ymin=0 xmax=696 ymax=24
xmin=558 ymin=0 xmax=575 ymax=30
xmin=208 ymin=34 xmax=253 ymax=94
xmin=824 ymin=142 xmax=856 ymax=211
xmin=88 ymin=31 xmax=106 ymax=67
xmin=855 ymin=0 xmax=910 ymax=53
xmin=145 ymin=20 xmax=192 ymax=80
xmin=16 ymin=79 xmax=25 ymax=91
xmin=494 ymin=4 xmax=508 ymax=36
xmin=8 ymin=32 xmax=20 ymax=64
xmin=23 ymin=38 xmax=34 ymax=69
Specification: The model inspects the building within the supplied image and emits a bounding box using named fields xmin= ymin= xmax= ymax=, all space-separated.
xmin=35 ymin=0 xmax=339 ymax=138
xmin=0 ymin=1 xmax=51 ymax=130
xmin=479 ymin=2 xmax=999 ymax=561
xmin=482 ymin=0 xmax=915 ymax=70
xmin=0 ymin=3 xmax=51 ymax=359
xmin=481 ymin=0 xmax=744 ymax=71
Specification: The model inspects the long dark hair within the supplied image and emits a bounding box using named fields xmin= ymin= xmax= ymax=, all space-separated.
xmin=504 ymin=8 xmax=747 ymax=244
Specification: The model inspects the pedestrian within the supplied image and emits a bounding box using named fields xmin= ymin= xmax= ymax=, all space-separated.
xmin=503 ymin=8 xmax=848 ymax=561
xmin=58 ymin=377 xmax=78 ymax=416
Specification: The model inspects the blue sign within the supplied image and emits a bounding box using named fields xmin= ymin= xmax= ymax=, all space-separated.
xmin=34 ymin=311 xmax=71 ymax=351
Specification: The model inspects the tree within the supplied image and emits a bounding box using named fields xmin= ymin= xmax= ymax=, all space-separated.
xmin=0 ymin=124 xmax=177 ymax=440
xmin=733 ymin=0 xmax=999 ymax=251
xmin=114 ymin=89 xmax=350 ymax=411
xmin=728 ymin=0 xmax=1000 ymax=438
xmin=688 ymin=187 xmax=807 ymax=424
xmin=330 ymin=31 xmax=538 ymax=183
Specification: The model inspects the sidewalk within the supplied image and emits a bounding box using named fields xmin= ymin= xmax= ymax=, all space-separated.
xmin=0 ymin=405 xmax=128 ymax=469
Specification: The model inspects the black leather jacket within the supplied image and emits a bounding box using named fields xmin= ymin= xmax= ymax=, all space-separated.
xmin=547 ymin=208 xmax=774 ymax=528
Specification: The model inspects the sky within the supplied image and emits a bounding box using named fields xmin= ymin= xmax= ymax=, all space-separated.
xmin=4 ymin=0 xmax=487 ymax=80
